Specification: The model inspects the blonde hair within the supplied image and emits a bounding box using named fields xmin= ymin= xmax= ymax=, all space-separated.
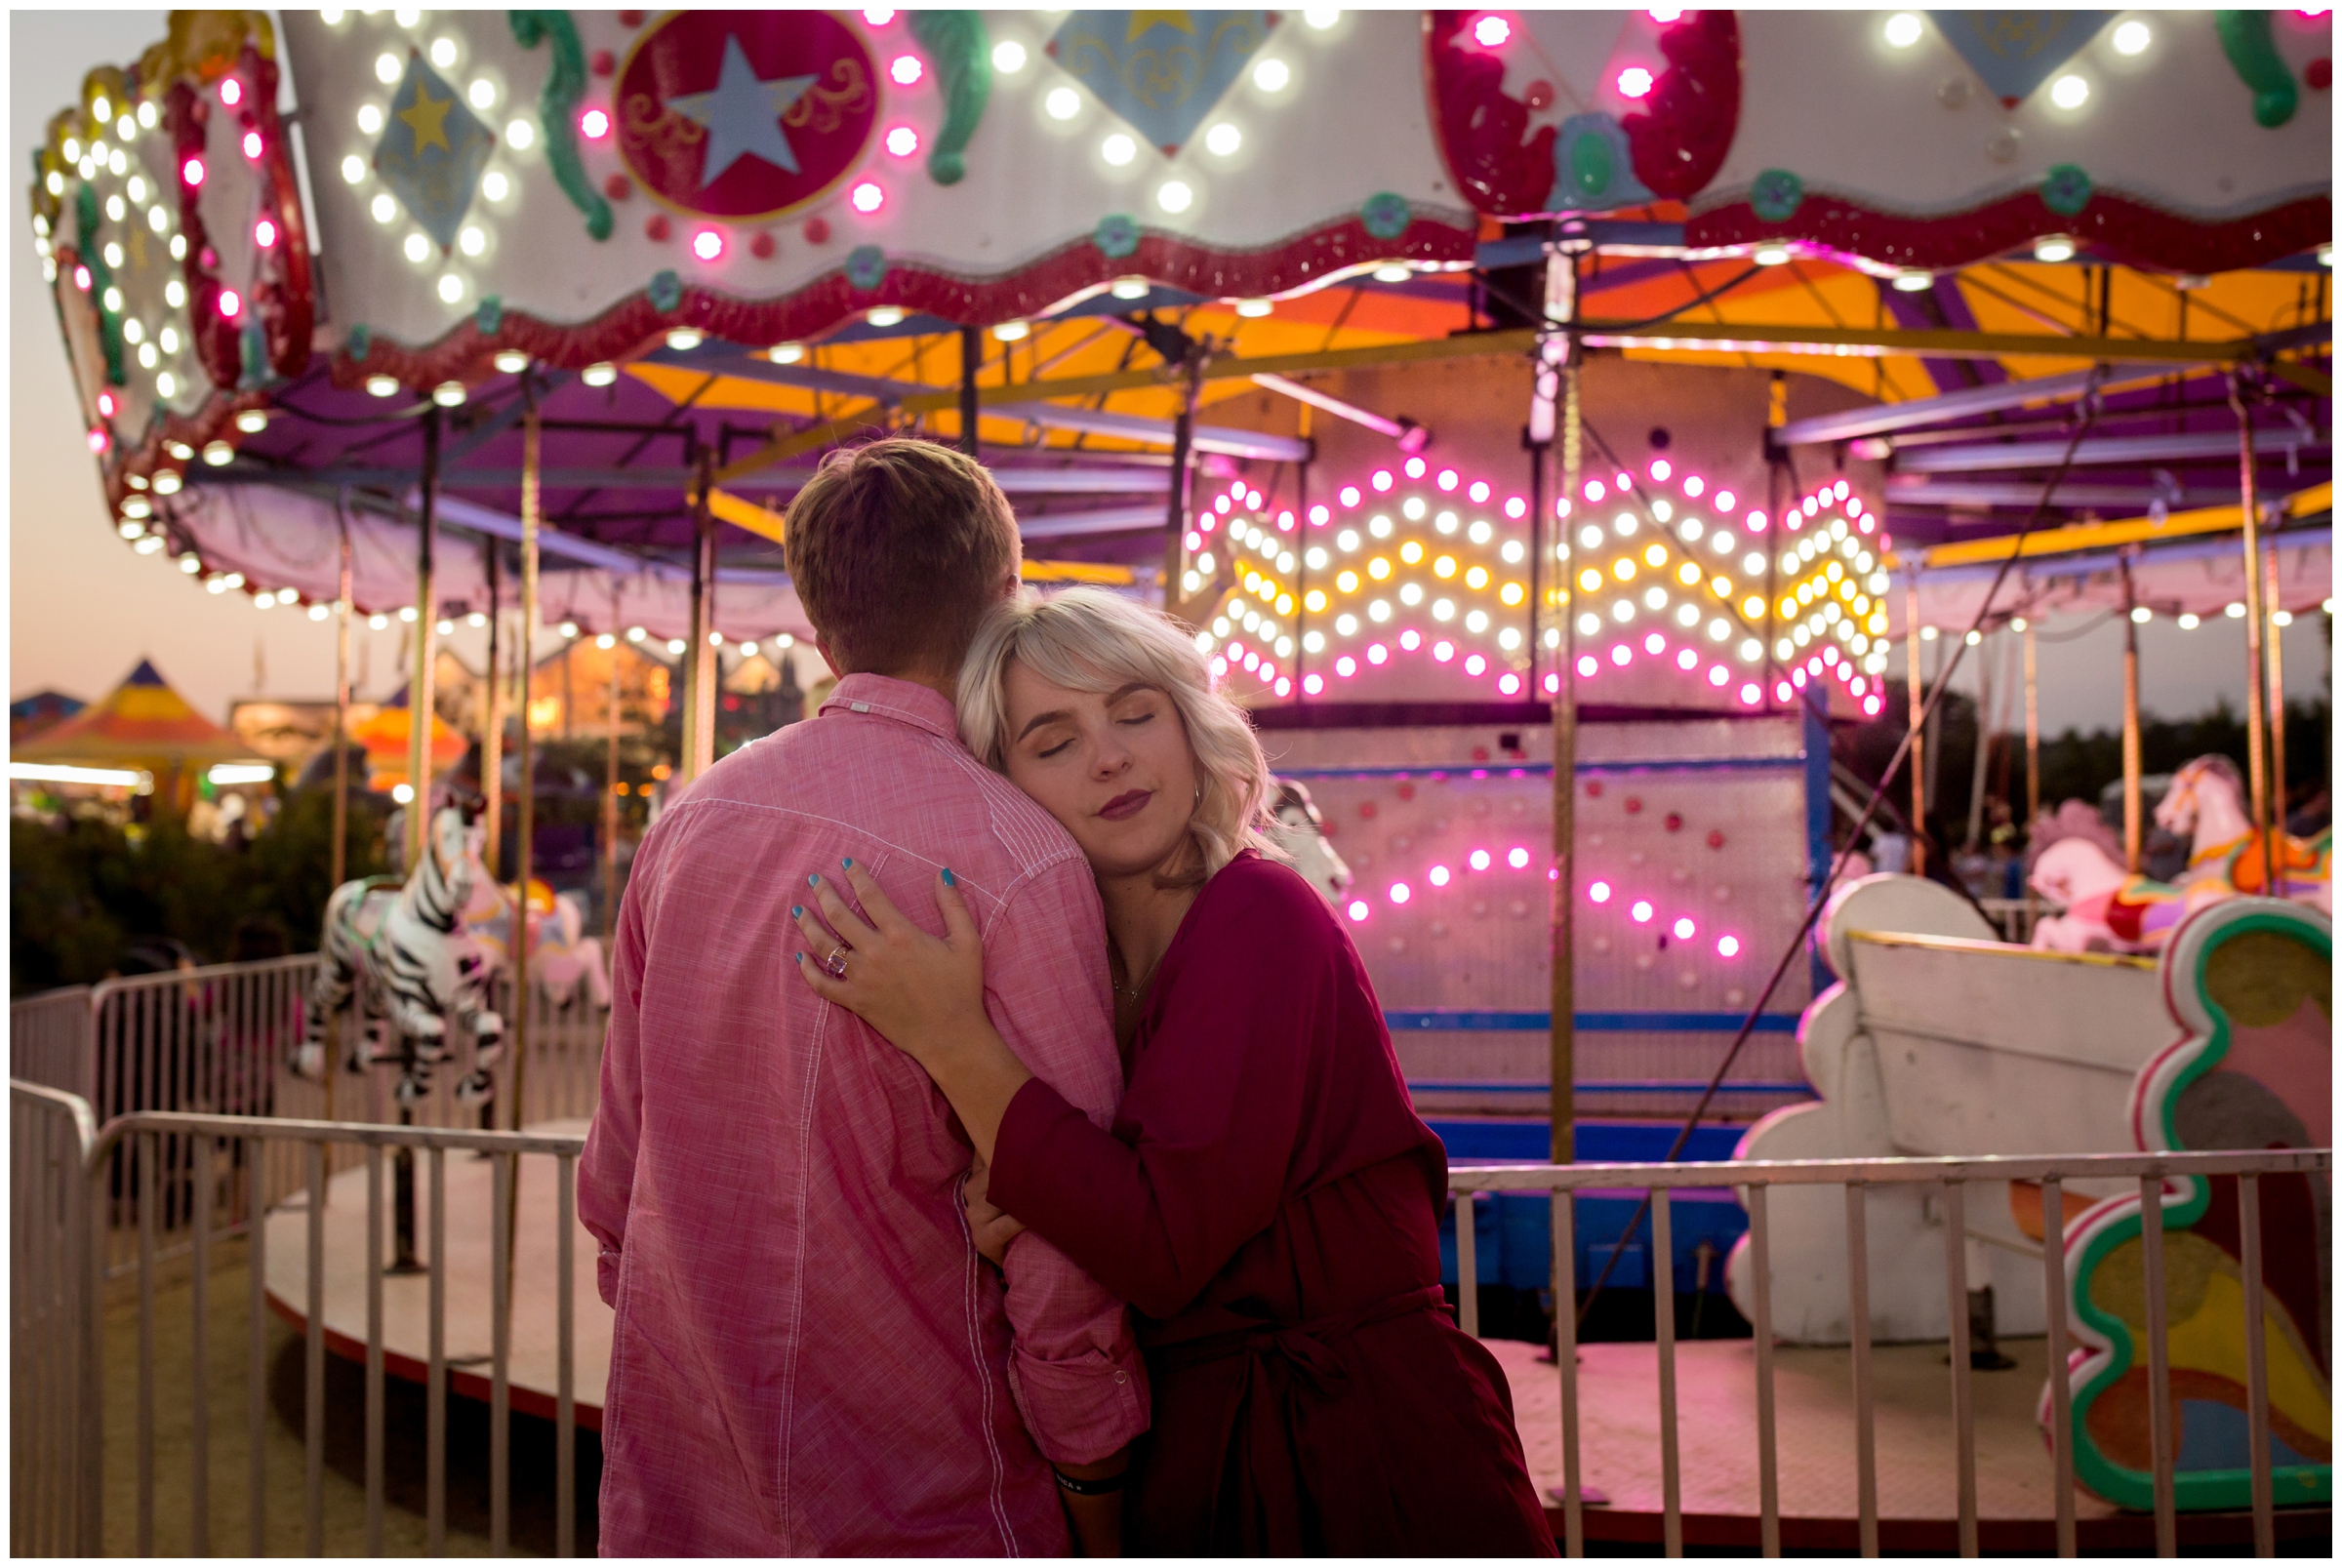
xmin=956 ymin=586 xmax=1282 ymax=886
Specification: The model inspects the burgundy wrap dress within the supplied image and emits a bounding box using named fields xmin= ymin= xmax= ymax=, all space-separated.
xmin=988 ymin=852 xmax=1555 ymax=1556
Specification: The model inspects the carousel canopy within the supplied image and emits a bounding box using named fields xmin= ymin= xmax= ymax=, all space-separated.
xmin=26 ymin=9 xmax=2332 ymax=710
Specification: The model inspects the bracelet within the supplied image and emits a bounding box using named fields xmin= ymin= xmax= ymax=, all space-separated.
xmin=1052 ymin=1467 xmax=1128 ymax=1497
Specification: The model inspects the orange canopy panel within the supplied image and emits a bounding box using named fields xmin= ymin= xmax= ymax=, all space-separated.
xmin=10 ymin=659 xmax=256 ymax=769
xmin=349 ymin=703 xmax=468 ymax=784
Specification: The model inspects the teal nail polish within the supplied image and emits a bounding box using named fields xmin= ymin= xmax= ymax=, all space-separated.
xmin=791 ymin=905 xmax=803 ymax=918
xmin=841 ymin=857 xmax=855 ymax=869
xmin=808 ymin=873 xmax=820 ymax=887
xmin=793 ymin=951 xmax=803 ymax=962
xmin=942 ymin=867 xmax=956 ymax=887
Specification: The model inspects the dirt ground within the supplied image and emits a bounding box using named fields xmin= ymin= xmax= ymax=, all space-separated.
xmin=97 ymin=1237 xmax=598 ymax=1556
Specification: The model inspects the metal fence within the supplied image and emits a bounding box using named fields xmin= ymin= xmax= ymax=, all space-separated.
xmin=8 ymin=1089 xmax=590 ymax=1556
xmin=1976 ymin=898 xmax=2044 ymax=945
xmin=14 ymin=1073 xmax=2322 ymax=1558
xmin=1448 ymin=1147 xmax=2329 ymax=1558
xmin=11 ymin=985 xmax=96 ymax=1101
xmin=11 ymin=1083 xmax=101 ymax=1556
xmin=11 ymin=961 xmax=608 ymax=1281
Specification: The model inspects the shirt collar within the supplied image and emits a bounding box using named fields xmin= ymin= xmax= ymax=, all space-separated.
xmin=819 ymin=671 xmax=963 ymax=744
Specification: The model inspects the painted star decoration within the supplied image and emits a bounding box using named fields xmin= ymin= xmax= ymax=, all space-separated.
xmin=668 ymin=34 xmax=819 ymax=187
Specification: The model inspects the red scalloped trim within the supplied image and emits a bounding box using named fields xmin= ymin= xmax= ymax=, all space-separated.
xmin=1624 ymin=12 xmax=1740 ymax=202
xmin=323 ymin=211 xmax=1478 ymax=392
xmin=1421 ymin=11 xmax=1556 ymax=215
xmin=1687 ymin=186 xmax=2333 ymax=274
xmin=164 ymin=45 xmax=313 ymax=391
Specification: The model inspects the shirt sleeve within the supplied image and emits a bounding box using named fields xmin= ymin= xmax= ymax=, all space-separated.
xmin=577 ymin=825 xmax=661 ymax=1308
xmin=988 ymin=864 xmax=1326 ymax=1322
xmin=980 ymin=854 xmax=1151 ymax=1466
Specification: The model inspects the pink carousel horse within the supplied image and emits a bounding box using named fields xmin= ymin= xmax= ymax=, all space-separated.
xmin=2156 ymin=755 xmax=2331 ymax=912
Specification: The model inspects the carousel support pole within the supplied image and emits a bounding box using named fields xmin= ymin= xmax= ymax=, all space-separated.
xmin=604 ymin=595 xmax=623 ymax=939
xmin=957 ymin=325 xmax=982 ymax=459
xmin=2120 ymin=559 xmax=2143 ymax=874
xmin=328 ymin=508 xmax=352 ymax=1128
xmin=1906 ymin=583 xmax=1926 ymax=877
xmin=2022 ymin=623 xmax=2040 ymax=828
xmin=405 ymin=408 xmax=442 ymax=869
xmin=1550 ymin=366 xmax=1579 ymax=1168
xmin=686 ymin=449 xmax=719 ymax=780
xmin=502 ymin=406 xmax=542 ymax=1307
xmin=1161 ymin=349 xmax=1204 ymax=615
xmin=1293 ymin=444 xmax=1312 ymax=700
xmin=2265 ymin=542 xmax=2287 ymax=892
xmin=1966 ymin=630 xmax=1994 ymax=853
xmin=481 ymin=545 xmax=505 ymax=878
xmin=1546 ymin=244 xmax=1581 ymax=1172
xmin=2229 ymin=375 xmax=2279 ymax=884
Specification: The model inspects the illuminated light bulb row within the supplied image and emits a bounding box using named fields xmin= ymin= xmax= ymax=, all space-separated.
xmin=1343 ymin=841 xmax=1550 ymax=924
xmin=1774 ymin=636 xmax=1885 ymax=717
xmin=1584 ymin=879 xmax=1745 ymax=958
xmin=1772 ymin=506 xmax=1892 ymax=678
xmin=52 ymin=101 xmax=205 ymax=421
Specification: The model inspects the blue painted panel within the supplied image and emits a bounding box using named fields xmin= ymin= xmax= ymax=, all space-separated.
xmin=1386 ymin=1010 xmax=1802 ymax=1032
xmin=1427 ymin=1117 xmax=1746 ymax=1163
xmin=1429 ymin=1119 xmax=1751 ymax=1292
xmin=1435 ymin=1191 xmax=1505 ymax=1284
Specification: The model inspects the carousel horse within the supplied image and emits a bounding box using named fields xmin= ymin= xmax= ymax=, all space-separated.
xmin=293 ymin=806 xmax=505 ymax=1106
xmin=2157 ymin=754 xmax=2332 ymax=911
xmin=2029 ymin=837 xmax=2203 ymax=954
xmin=463 ymin=872 xmax=614 ymax=1011
xmin=1265 ymin=779 xmax=1353 ymax=905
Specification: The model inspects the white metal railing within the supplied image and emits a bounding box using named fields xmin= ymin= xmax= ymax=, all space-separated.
xmin=10 ymin=985 xmax=96 ymax=1101
xmin=1447 ymin=1148 xmax=2330 ymax=1559
xmin=14 ymin=1077 xmax=2322 ymax=1558
xmin=1975 ymin=898 xmax=2046 ymax=945
xmin=11 ymin=1082 xmax=101 ymax=1556
xmin=8 ymin=1088 xmax=590 ymax=1556
xmin=11 ymin=961 xmax=607 ymax=1280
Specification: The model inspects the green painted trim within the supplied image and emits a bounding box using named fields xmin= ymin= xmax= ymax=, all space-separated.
xmin=2214 ymin=11 xmax=2299 ymax=130
xmin=908 ymin=11 xmax=990 ymax=186
xmin=2065 ymin=909 xmax=2333 ymax=1511
xmin=76 ymin=181 xmax=125 ymax=386
xmin=509 ymin=11 xmax=613 ymax=241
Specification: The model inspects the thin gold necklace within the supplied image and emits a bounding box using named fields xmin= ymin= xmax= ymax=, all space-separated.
xmin=1115 ymin=950 xmax=1162 ymax=1002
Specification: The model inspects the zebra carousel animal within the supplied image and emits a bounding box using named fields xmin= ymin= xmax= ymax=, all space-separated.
xmin=293 ymin=806 xmax=505 ymax=1106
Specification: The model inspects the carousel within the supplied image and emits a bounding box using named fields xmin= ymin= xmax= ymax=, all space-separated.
xmin=29 ymin=6 xmax=2331 ymax=1550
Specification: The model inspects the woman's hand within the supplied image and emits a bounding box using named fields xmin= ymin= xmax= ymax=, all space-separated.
xmin=791 ymin=860 xmax=985 ymax=1067
xmin=964 ymin=1156 xmax=1028 ymax=1267
xmin=793 ymin=860 xmax=1035 ymax=1162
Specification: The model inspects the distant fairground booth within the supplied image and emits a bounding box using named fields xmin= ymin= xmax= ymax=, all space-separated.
xmin=18 ymin=8 xmax=2333 ymax=1556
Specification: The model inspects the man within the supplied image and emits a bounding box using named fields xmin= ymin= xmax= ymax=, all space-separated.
xmin=580 ymin=439 xmax=1145 ymax=1554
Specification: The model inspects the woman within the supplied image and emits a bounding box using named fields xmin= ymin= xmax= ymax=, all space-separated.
xmin=791 ymin=587 xmax=1554 ymax=1556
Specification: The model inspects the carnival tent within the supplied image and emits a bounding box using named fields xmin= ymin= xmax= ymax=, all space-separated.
xmin=10 ymin=659 xmax=255 ymax=772
xmin=348 ymin=698 xmax=468 ymax=791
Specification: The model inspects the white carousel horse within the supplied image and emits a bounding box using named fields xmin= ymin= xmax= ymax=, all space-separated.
xmin=2156 ymin=754 xmax=2331 ymax=911
xmin=463 ymin=871 xmax=614 ymax=1011
xmin=2028 ymin=837 xmax=2199 ymax=954
xmin=294 ymin=807 xmax=505 ymax=1106
xmin=1265 ymin=779 xmax=1353 ymax=905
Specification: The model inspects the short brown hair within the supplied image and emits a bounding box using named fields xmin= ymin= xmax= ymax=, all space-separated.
xmin=783 ymin=437 xmax=1022 ymax=676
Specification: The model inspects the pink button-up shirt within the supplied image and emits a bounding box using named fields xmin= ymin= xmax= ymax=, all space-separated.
xmin=580 ymin=673 xmax=1148 ymax=1556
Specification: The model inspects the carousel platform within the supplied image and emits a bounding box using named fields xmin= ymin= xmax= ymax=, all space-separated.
xmin=265 ymin=1131 xmax=2327 ymax=1552
xmin=1491 ymin=1336 xmax=2330 ymax=1552
xmin=262 ymin=1120 xmax=611 ymax=1430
